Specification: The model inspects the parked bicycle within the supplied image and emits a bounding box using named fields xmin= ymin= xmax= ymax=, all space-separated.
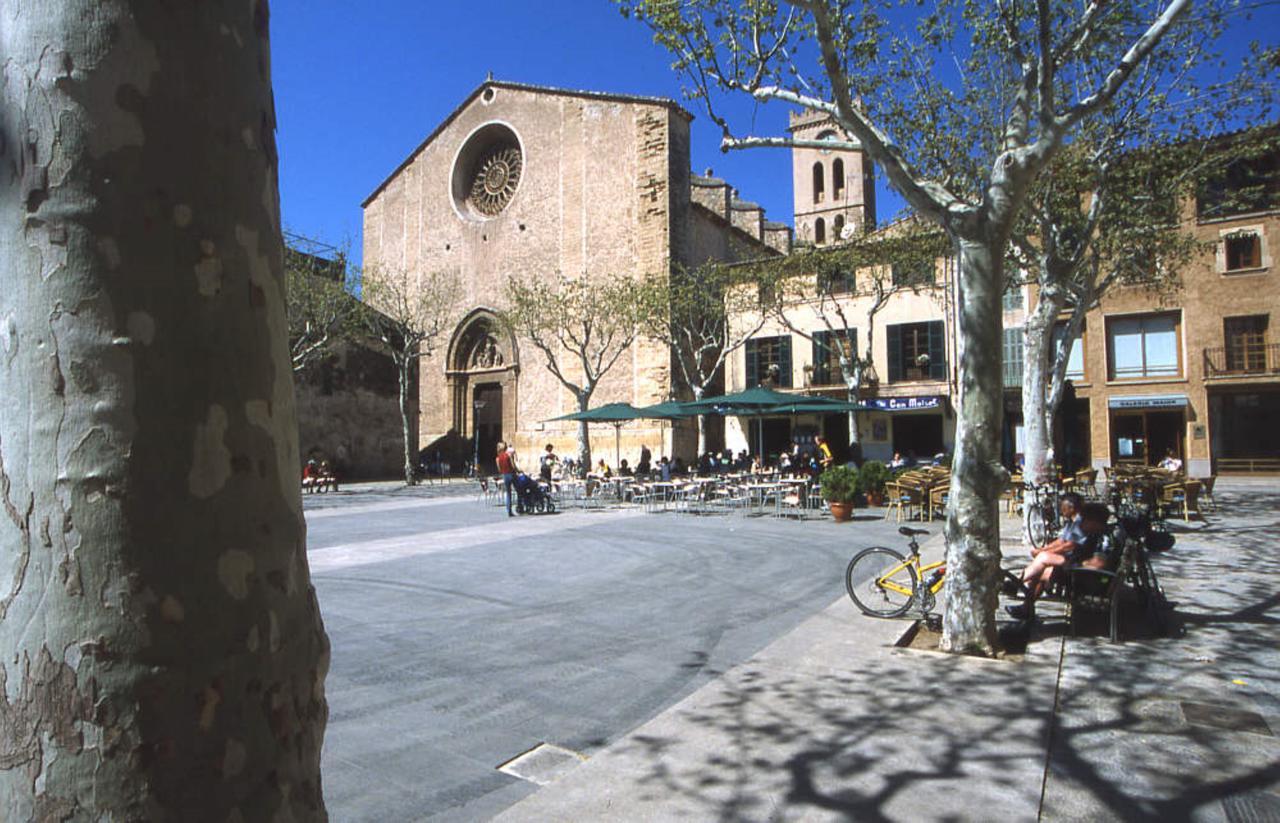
xmin=1023 ymin=482 xmax=1062 ymax=549
xmin=845 ymin=527 xmax=945 ymax=619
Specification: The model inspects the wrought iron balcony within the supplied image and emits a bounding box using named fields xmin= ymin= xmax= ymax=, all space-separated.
xmin=1204 ymin=344 xmax=1280 ymax=377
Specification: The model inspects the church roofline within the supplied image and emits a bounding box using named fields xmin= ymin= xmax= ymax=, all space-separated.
xmin=689 ymin=201 xmax=784 ymax=258
xmin=361 ymin=79 xmax=695 ymax=207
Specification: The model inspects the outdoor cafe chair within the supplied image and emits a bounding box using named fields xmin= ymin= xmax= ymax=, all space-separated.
xmin=1159 ymin=479 xmax=1203 ymax=521
xmin=1196 ymin=476 xmax=1218 ymax=512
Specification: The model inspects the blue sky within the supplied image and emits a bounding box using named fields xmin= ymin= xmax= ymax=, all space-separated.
xmin=271 ymin=1 xmax=1278 ymax=263
xmin=272 ymin=1 xmax=800 ymax=262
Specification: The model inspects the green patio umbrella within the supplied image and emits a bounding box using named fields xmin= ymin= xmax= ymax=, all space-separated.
xmin=683 ymin=388 xmax=864 ymax=457
xmin=548 ymin=402 xmax=645 ymax=468
xmin=632 ymin=400 xmax=699 ymax=419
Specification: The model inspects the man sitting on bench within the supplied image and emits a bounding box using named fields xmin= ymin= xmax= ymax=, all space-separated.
xmin=1006 ymin=492 xmax=1088 ymax=620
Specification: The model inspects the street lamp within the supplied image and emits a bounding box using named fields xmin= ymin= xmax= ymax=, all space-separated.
xmin=472 ymin=398 xmax=487 ymax=476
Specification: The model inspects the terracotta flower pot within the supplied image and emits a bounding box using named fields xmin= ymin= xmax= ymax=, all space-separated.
xmin=866 ymin=491 xmax=885 ymax=507
xmin=828 ymin=500 xmax=854 ymax=522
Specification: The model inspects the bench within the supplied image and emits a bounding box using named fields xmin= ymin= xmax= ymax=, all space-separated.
xmin=1036 ymin=516 xmax=1169 ymax=643
xmin=1060 ymin=539 xmax=1136 ymax=643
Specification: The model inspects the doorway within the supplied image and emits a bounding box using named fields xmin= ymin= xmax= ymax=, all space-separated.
xmin=892 ymin=414 xmax=944 ymax=462
xmin=748 ymin=418 xmax=793 ymax=462
xmin=473 ymin=384 xmax=503 ymax=473
xmin=1110 ymin=409 xmax=1183 ymax=466
xmin=822 ymin=413 xmax=852 ymax=463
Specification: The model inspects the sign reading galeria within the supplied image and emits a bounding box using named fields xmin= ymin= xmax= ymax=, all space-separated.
xmin=1107 ymin=394 xmax=1189 ymax=410
xmin=865 ymin=396 xmax=942 ymax=411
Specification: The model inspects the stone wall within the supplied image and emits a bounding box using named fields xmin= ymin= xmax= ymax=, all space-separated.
xmin=294 ymin=340 xmax=415 ymax=480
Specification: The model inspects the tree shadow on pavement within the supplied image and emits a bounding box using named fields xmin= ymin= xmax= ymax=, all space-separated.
xmin=594 ymin=487 xmax=1280 ymax=821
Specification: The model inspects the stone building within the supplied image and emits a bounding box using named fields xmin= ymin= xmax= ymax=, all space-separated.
xmin=285 ymin=238 xmax=415 ymax=480
xmin=361 ymin=80 xmax=785 ymax=470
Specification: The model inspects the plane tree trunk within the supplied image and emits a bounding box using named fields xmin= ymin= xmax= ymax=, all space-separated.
xmin=0 ymin=2 xmax=329 ymax=817
xmin=941 ymin=238 xmax=1008 ymax=655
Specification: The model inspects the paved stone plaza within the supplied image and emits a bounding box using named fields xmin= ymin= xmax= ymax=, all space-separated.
xmin=308 ymin=482 xmax=915 ymax=820
xmin=308 ymin=480 xmax=1280 ymax=821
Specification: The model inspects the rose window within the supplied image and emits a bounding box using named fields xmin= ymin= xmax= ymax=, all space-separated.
xmin=469 ymin=146 xmax=522 ymax=216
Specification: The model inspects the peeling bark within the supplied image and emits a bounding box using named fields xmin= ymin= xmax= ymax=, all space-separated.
xmin=0 ymin=2 xmax=329 ymax=818
xmin=941 ymin=239 xmax=1007 ymax=656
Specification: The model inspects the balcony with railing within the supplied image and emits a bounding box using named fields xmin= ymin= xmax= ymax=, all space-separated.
xmin=1204 ymin=343 xmax=1280 ymax=378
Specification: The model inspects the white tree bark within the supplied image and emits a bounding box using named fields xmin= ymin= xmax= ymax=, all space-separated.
xmin=941 ymin=239 xmax=1007 ymax=656
xmin=1021 ymin=282 xmax=1067 ymax=486
xmin=0 ymin=2 xmax=329 ymax=817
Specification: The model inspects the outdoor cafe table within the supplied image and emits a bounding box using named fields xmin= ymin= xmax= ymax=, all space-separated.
xmin=745 ymin=482 xmax=786 ymax=516
xmin=646 ymin=481 xmax=678 ymax=512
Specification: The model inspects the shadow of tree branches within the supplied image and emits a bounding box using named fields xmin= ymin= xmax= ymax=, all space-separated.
xmin=589 ymin=484 xmax=1280 ymax=821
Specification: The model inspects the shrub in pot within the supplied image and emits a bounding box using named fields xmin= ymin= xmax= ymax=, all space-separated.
xmin=858 ymin=461 xmax=890 ymax=506
xmin=820 ymin=465 xmax=859 ymax=521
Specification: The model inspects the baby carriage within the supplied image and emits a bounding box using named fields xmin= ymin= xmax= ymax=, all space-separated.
xmin=514 ymin=473 xmax=556 ymax=514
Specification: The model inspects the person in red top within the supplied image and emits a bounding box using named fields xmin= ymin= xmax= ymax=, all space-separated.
xmin=495 ymin=441 xmax=518 ymax=516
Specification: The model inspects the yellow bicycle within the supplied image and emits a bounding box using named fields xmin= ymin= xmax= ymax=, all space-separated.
xmin=845 ymin=527 xmax=945 ymax=618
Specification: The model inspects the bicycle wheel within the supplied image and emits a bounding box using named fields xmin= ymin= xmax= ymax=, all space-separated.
xmin=846 ymin=547 xmax=917 ymax=618
xmin=1025 ymin=504 xmax=1050 ymax=549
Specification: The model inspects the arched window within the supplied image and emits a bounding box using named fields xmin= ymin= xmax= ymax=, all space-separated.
xmin=814 ymin=217 xmax=826 ymax=245
xmin=832 ymin=158 xmax=845 ymax=198
xmin=812 ymin=162 xmax=825 ymax=203
xmin=833 ymin=214 xmax=845 ymax=240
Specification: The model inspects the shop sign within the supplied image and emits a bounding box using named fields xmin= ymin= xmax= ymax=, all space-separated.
xmin=865 ymin=395 xmax=942 ymax=412
xmin=1108 ymin=394 xmax=1188 ymax=410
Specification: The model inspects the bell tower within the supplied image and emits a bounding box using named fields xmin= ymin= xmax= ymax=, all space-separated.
xmin=790 ymin=110 xmax=875 ymax=246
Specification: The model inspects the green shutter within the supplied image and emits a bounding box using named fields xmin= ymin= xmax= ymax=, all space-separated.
xmin=745 ymin=339 xmax=759 ymax=387
xmin=887 ymin=325 xmax=902 ymax=382
xmin=812 ymin=331 xmax=828 ymax=384
xmin=1003 ymin=327 xmax=1023 ymax=387
xmin=928 ymin=321 xmax=946 ymax=380
xmin=779 ymin=336 xmax=793 ymax=388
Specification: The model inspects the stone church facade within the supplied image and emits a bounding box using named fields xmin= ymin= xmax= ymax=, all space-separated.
xmin=361 ymin=80 xmax=790 ymax=468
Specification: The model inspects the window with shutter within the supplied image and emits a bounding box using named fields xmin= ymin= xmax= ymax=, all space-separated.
xmin=1003 ymin=327 xmax=1023 ymax=387
xmin=745 ymin=335 xmax=792 ymax=388
xmin=812 ymin=329 xmax=855 ymax=385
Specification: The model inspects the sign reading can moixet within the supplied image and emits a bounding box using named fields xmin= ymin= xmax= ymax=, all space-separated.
xmin=1107 ymin=394 xmax=1189 ymax=410
xmin=865 ymin=395 xmax=942 ymax=411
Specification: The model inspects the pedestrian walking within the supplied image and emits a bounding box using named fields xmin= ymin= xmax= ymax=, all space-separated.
xmin=496 ymin=441 xmax=518 ymax=517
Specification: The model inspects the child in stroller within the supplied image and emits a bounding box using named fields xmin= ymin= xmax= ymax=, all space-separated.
xmin=514 ymin=472 xmax=556 ymax=514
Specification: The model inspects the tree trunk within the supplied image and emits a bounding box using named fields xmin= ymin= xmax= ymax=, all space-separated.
xmin=941 ymin=238 xmax=1006 ymax=656
xmin=692 ymin=385 xmax=707 ymax=456
xmin=399 ymin=361 xmax=415 ymax=485
xmin=1021 ymin=286 xmax=1065 ymax=546
xmin=1021 ymin=287 xmax=1065 ymax=488
xmin=844 ymin=374 xmax=862 ymax=447
xmin=576 ymin=392 xmax=592 ymax=474
xmin=0 ymin=3 xmax=329 ymax=818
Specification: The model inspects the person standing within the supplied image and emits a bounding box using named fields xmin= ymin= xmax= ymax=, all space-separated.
xmin=496 ymin=441 xmax=517 ymax=517
xmin=816 ymin=436 xmax=834 ymax=472
xmin=540 ymin=443 xmax=558 ymax=482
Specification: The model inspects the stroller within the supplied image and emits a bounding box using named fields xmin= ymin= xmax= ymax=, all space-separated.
xmin=514 ymin=473 xmax=556 ymax=514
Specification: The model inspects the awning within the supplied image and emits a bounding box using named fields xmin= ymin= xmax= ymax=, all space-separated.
xmin=863 ymin=395 xmax=943 ymax=412
xmin=1108 ymin=394 xmax=1189 ymax=410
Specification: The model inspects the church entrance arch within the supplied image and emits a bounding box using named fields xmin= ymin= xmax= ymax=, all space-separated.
xmin=447 ymin=309 xmax=518 ymax=473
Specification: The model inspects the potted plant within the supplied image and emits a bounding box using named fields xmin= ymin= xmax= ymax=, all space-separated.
xmin=820 ymin=465 xmax=859 ymax=522
xmin=859 ymin=460 xmax=890 ymax=507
